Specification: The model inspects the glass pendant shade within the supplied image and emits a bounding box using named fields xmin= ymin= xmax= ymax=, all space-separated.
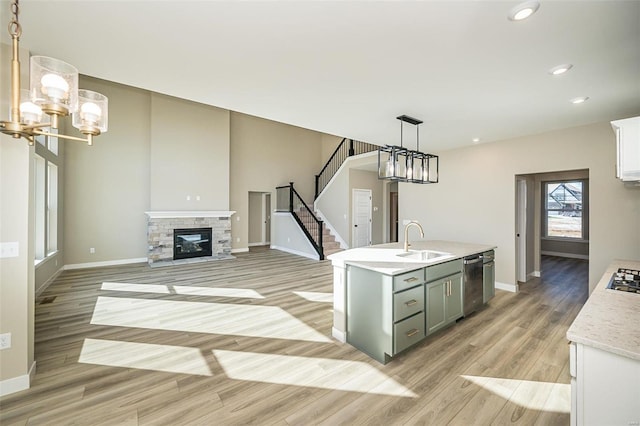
xmin=72 ymin=89 xmax=108 ymax=134
xmin=19 ymin=89 xmax=43 ymax=125
xmin=30 ymin=55 xmax=78 ymax=115
xmin=378 ymin=145 xmax=411 ymax=181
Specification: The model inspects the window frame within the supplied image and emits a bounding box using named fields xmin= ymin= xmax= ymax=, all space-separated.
xmin=34 ymin=133 xmax=60 ymax=264
xmin=541 ymin=179 xmax=589 ymax=241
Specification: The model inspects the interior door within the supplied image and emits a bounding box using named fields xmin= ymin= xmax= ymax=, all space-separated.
xmin=264 ymin=193 xmax=271 ymax=244
xmin=390 ymin=191 xmax=398 ymax=243
xmin=352 ymin=189 xmax=372 ymax=248
xmin=516 ymin=179 xmax=527 ymax=282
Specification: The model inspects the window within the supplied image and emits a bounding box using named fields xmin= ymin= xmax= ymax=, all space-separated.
xmin=544 ymin=180 xmax=585 ymax=239
xmin=34 ymin=134 xmax=59 ymax=262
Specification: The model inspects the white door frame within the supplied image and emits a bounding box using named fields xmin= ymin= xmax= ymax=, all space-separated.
xmin=352 ymin=188 xmax=372 ymax=248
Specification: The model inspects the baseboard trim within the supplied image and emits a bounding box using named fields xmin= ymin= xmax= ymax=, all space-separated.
xmin=248 ymin=242 xmax=269 ymax=247
xmin=64 ymin=257 xmax=147 ymax=270
xmin=231 ymin=248 xmax=249 ymax=253
xmin=36 ymin=266 xmax=64 ymax=297
xmin=532 ymin=270 xmax=541 ymax=278
xmin=0 ymin=361 xmax=36 ymax=397
xmin=496 ymin=281 xmax=518 ymax=293
xmin=332 ymin=327 xmax=346 ymax=343
xmin=541 ymin=251 xmax=589 ymax=260
xmin=270 ymin=245 xmax=320 ymax=261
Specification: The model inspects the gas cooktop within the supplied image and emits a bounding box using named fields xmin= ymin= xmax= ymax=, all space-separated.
xmin=607 ymin=268 xmax=640 ymax=293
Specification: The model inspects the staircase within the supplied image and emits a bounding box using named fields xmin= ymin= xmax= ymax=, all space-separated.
xmin=295 ymin=207 xmax=342 ymax=257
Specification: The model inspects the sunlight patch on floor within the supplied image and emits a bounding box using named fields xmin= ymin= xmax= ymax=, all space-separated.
xmin=293 ymin=291 xmax=333 ymax=303
xmin=173 ymin=285 xmax=264 ymax=299
xmin=461 ymin=375 xmax=571 ymax=413
xmin=213 ymin=349 xmax=416 ymax=397
xmin=102 ymin=282 xmax=170 ymax=294
xmin=91 ymin=296 xmax=330 ymax=342
xmin=79 ymin=338 xmax=212 ymax=376
xmin=100 ymin=282 xmax=264 ymax=299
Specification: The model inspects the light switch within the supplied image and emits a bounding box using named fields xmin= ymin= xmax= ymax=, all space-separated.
xmin=0 ymin=242 xmax=19 ymax=258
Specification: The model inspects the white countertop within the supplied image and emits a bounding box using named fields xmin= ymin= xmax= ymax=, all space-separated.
xmin=567 ymin=259 xmax=640 ymax=361
xmin=327 ymin=240 xmax=496 ymax=275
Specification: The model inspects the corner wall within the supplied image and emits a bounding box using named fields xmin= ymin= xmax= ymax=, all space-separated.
xmin=229 ymin=113 xmax=324 ymax=251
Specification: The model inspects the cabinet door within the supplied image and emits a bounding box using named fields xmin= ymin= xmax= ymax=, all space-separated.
xmin=426 ymin=280 xmax=446 ymax=335
xmin=446 ymin=273 xmax=463 ymax=323
xmin=483 ymin=261 xmax=495 ymax=303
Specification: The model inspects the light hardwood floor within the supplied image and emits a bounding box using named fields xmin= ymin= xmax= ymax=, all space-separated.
xmin=0 ymin=249 xmax=588 ymax=425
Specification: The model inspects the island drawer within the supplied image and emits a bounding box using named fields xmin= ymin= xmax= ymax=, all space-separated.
xmin=394 ymin=312 xmax=425 ymax=354
xmin=393 ymin=269 xmax=425 ymax=291
xmin=426 ymin=259 xmax=463 ymax=282
xmin=394 ymin=285 xmax=424 ymax=322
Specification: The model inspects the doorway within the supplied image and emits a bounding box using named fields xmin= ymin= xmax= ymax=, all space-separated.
xmin=390 ymin=190 xmax=398 ymax=243
xmin=515 ymin=169 xmax=589 ymax=287
xmin=352 ymin=188 xmax=372 ymax=248
xmin=248 ymin=191 xmax=271 ymax=247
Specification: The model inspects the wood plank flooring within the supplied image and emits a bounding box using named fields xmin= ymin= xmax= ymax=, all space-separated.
xmin=0 ymin=249 xmax=588 ymax=425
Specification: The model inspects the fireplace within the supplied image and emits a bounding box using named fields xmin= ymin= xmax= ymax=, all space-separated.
xmin=173 ymin=228 xmax=213 ymax=260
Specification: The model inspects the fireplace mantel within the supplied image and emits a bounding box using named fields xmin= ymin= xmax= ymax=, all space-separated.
xmin=145 ymin=211 xmax=236 ymax=219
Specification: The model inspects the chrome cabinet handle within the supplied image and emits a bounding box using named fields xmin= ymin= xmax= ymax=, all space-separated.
xmin=405 ymin=299 xmax=418 ymax=307
xmin=406 ymin=328 xmax=419 ymax=337
xmin=404 ymin=277 xmax=418 ymax=283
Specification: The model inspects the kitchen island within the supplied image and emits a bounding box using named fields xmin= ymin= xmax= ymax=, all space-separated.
xmin=327 ymin=240 xmax=495 ymax=363
xmin=566 ymin=259 xmax=640 ymax=426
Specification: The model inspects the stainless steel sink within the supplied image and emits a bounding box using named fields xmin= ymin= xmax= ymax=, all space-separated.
xmin=396 ymin=250 xmax=452 ymax=261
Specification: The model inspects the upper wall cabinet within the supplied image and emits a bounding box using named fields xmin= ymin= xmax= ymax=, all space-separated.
xmin=611 ymin=116 xmax=640 ymax=183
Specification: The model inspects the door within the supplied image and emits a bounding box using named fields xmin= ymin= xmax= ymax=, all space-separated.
xmin=352 ymin=189 xmax=372 ymax=248
xmin=516 ymin=179 xmax=527 ymax=282
xmin=390 ymin=191 xmax=398 ymax=243
xmin=445 ymin=273 xmax=463 ymax=323
xmin=263 ymin=193 xmax=271 ymax=244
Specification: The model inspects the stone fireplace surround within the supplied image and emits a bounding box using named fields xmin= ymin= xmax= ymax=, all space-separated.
xmin=145 ymin=211 xmax=235 ymax=266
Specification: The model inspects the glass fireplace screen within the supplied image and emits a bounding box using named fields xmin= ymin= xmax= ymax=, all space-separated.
xmin=173 ymin=228 xmax=213 ymax=260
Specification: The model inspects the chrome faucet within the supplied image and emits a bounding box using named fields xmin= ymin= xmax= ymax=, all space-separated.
xmin=403 ymin=221 xmax=425 ymax=252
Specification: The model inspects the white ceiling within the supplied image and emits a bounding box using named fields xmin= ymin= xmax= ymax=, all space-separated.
xmin=4 ymin=1 xmax=640 ymax=151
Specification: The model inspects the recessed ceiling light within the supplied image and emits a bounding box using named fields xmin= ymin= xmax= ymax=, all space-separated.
xmin=508 ymin=1 xmax=540 ymax=21
xmin=549 ymin=64 xmax=573 ymax=76
xmin=472 ymin=138 xmax=480 ymax=143
xmin=570 ymin=96 xmax=590 ymax=104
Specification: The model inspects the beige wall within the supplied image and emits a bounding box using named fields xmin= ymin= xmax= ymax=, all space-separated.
xmin=229 ymin=113 xmax=324 ymax=250
xmin=349 ymin=169 xmax=384 ymax=245
xmin=400 ymin=122 xmax=640 ymax=292
xmin=0 ymin=43 xmax=35 ymax=387
xmin=64 ymin=77 xmax=151 ymax=265
xmin=149 ymin=94 xmax=230 ymax=211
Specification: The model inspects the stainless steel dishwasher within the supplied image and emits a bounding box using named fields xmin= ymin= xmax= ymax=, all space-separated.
xmin=463 ymin=254 xmax=484 ymax=316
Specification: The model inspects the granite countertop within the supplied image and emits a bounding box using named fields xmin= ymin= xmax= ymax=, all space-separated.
xmin=327 ymin=240 xmax=496 ymax=275
xmin=566 ymin=259 xmax=640 ymax=361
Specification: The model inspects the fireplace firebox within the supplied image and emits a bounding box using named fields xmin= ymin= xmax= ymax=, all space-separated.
xmin=173 ymin=228 xmax=213 ymax=260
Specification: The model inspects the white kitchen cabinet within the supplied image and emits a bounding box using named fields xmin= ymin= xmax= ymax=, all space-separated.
xmin=569 ymin=341 xmax=640 ymax=425
xmin=611 ymin=116 xmax=640 ymax=182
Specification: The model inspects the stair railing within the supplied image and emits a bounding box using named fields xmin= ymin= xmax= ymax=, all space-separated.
xmin=315 ymin=138 xmax=379 ymax=199
xmin=276 ymin=182 xmax=324 ymax=260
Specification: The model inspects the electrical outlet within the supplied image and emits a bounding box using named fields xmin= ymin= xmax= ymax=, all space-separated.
xmin=89 ymin=247 xmax=95 ymax=254
xmin=0 ymin=333 xmax=11 ymax=350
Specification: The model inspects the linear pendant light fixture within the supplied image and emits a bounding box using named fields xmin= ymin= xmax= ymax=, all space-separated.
xmin=378 ymin=115 xmax=439 ymax=184
xmin=0 ymin=0 xmax=108 ymax=146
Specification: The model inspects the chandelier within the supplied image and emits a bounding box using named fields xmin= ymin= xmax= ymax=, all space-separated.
xmin=0 ymin=0 xmax=108 ymax=146
xmin=378 ymin=115 xmax=438 ymax=184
